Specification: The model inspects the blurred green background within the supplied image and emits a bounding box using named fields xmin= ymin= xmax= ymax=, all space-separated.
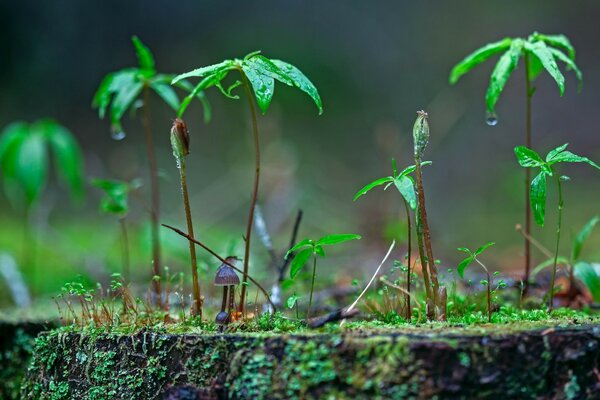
xmin=1 ymin=1 xmax=599 ymax=307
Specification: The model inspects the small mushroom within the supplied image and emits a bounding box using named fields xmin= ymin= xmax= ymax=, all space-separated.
xmin=215 ymin=311 xmax=229 ymax=332
xmin=214 ymin=257 xmax=240 ymax=327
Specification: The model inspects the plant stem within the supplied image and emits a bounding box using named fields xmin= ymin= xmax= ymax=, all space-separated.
xmin=402 ymin=198 xmax=412 ymax=322
xmin=238 ymin=70 xmax=261 ymax=314
xmin=178 ymin=158 xmax=202 ymax=317
xmin=475 ymin=258 xmax=492 ymax=322
xmin=523 ymin=53 xmax=533 ymax=296
xmin=308 ymin=254 xmax=317 ymax=318
xmin=141 ymin=85 xmax=162 ymax=308
xmin=119 ymin=217 xmax=130 ymax=283
xmin=549 ymin=175 xmax=563 ymax=312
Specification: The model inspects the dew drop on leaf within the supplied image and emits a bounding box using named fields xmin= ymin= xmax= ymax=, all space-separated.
xmin=485 ymin=112 xmax=498 ymax=126
xmin=111 ymin=130 xmax=126 ymax=141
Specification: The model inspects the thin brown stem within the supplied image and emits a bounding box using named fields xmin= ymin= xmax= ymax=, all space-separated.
xmin=402 ymin=199 xmax=412 ymax=322
xmin=162 ymin=223 xmax=276 ymax=311
xmin=549 ymin=175 xmax=563 ymax=312
xmin=179 ymin=158 xmax=202 ymax=317
xmin=523 ymin=53 xmax=533 ymax=296
xmin=142 ymin=85 xmax=162 ymax=308
xmin=238 ymin=69 xmax=261 ymax=314
xmin=307 ymin=254 xmax=317 ymax=318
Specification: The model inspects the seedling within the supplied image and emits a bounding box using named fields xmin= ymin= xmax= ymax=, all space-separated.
xmin=0 ymin=119 xmax=83 ymax=275
xmin=457 ymin=242 xmax=503 ymax=322
xmin=92 ymin=36 xmax=209 ymax=307
xmin=412 ymin=111 xmax=445 ymax=320
xmin=91 ymin=178 xmax=141 ymax=282
xmin=514 ymin=144 xmax=600 ymax=310
xmin=450 ymin=32 xmax=582 ymax=291
xmin=172 ymin=51 xmax=323 ymax=313
xmin=286 ymin=234 xmax=360 ymax=317
xmin=354 ymin=159 xmax=432 ymax=320
xmin=169 ymin=118 xmax=202 ymax=317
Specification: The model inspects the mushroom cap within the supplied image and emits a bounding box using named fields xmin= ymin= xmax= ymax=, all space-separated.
xmin=214 ymin=259 xmax=240 ymax=286
xmin=215 ymin=311 xmax=229 ymax=325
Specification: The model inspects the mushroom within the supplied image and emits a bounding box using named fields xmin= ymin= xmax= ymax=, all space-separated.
xmin=214 ymin=256 xmax=240 ymax=327
xmin=215 ymin=311 xmax=229 ymax=332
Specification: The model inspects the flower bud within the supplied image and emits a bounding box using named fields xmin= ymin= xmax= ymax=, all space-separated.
xmin=413 ymin=110 xmax=429 ymax=159
xmin=170 ymin=118 xmax=190 ymax=161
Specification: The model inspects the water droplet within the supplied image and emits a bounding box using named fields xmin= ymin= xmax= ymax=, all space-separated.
xmin=485 ymin=112 xmax=498 ymax=126
xmin=111 ymin=130 xmax=126 ymax=141
xmin=133 ymin=99 xmax=144 ymax=109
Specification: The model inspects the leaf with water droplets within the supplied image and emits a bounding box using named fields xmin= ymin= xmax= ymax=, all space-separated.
xmin=486 ymin=39 xmax=524 ymax=114
xmin=530 ymin=171 xmax=547 ymax=226
xmin=353 ymin=176 xmax=394 ymax=201
xmin=514 ymin=146 xmax=544 ymax=168
xmin=242 ymin=58 xmax=275 ymax=114
xmin=525 ymin=40 xmax=565 ymax=96
xmin=394 ymin=175 xmax=417 ymax=210
xmin=171 ymin=60 xmax=235 ymax=84
xmin=549 ymin=48 xmax=583 ymax=92
xmin=270 ymin=59 xmax=323 ymax=114
xmin=535 ymin=33 xmax=576 ymax=60
xmin=449 ymin=38 xmax=512 ymax=85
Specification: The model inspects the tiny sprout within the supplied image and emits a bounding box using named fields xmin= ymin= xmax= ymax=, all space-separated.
xmin=457 ymin=242 xmax=496 ymax=322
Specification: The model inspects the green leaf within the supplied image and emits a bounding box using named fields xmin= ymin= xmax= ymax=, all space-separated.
xmin=91 ymin=179 xmax=130 ymax=215
xmin=353 ymin=176 xmax=393 ymax=201
xmin=42 ymin=121 xmax=84 ymax=200
xmin=531 ymin=171 xmax=547 ymax=226
xmin=527 ymin=52 xmax=544 ymax=81
xmin=536 ymin=34 xmax=575 ymax=60
xmin=242 ymin=59 xmax=275 ymax=114
xmin=397 ymin=161 xmax=432 ymax=178
xmin=532 ymin=256 xmax=570 ymax=277
xmin=16 ymin=128 xmax=48 ymax=204
xmin=573 ymin=262 xmax=600 ymax=301
xmin=173 ymin=78 xmax=212 ymax=122
xmin=474 ymin=242 xmax=495 ymax=256
xmin=249 ymin=55 xmax=294 ymax=86
xmin=92 ymin=69 xmax=139 ymax=119
xmin=286 ymin=294 xmax=299 ymax=309
xmin=178 ymin=74 xmax=221 ymax=118
xmin=548 ymin=48 xmax=582 ymax=91
xmin=171 ymin=60 xmax=234 ymax=84
xmin=290 ymin=248 xmax=313 ymax=279
xmin=316 ymin=234 xmax=361 ymax=246
xmin=457 ymin=247 xmax=472 ymax=255
xmin=572 ymin=216 xmax=599 ymax=262
xmin=525 ymin=40 xmax=564 ymax=96
xmin=547 ymin=149 xmax=600 ymax=170
xmin=457 ymin=255 xmax=475 ymax=279
xmin=394 ymin=175 xmax=417 ymax=210
xmin=131 ymin=36 xmax=156 ymax=74
xmin=314 ymin=245 xmax=326 ymax=257
xmin=110 ymin=80 xmax=144 ymax=126
xmin=150 ymin=81 xmax=180 ymax=112
xmin=545 ymin=143 xmax=569 ymax=162
xmin=514 ymin=146 xmax=545 ymax=168
xmin=449 ymin=37 xmax=512 ymax=85
xmin=270 ymin=59 xmax=323 ymax=115
xmin=285 ymin=239 xmax=313 ymax=259
xmin=486 ymin=39 xmax=524 ymax=113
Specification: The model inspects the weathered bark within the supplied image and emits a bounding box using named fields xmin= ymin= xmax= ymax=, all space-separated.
xmin=22 ymin=325 xmax=600 ymax=399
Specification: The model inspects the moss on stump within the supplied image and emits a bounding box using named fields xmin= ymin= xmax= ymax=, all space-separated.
xmin=22 ymin=325 xmax=600 ymax=399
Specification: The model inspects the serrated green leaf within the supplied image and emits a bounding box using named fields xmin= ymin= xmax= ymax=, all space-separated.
xmin=514 ymin=146 xmax=544 ymax=168
xmin=474 ymin=241 xmax=495 ymax=256
xmin=572 ymin=216 xmax=599 ymax=262
xmin=548 ymin=48 xmax=582 ymax=92
xmin=531 ymin=171 xmax=547 ymax=226
xmin=394 ymin=175 xmax=417 ymax=210
xmin=285 ymin=238 xmax=313 ymax=259
xmin=290 ymin=248 xmax=313 ymax=279
xmin=353 ymin=176 xmax=394 ymax=201
xmin=150 ymin=81 xmax=180 ymax=112
xmin=270 ymin=59 xmax=323 ymax=115
xmin=574 ymin=262 xmax=600 ymax=301
xmin=316 ymin=234 xmax=361 ymax=246
xmin=525 ymin=40 xmax=564 ymax=96
xmin=486 ymin=39 xmax=524 ymax=113
xmin=131 ymin=36 xmax=155 ymax=74
xmin=449 ymin=38 xmax=512 ymax=85
xmin=537 ymin=34 xmax=575 ymax=60
xmin=241 ymin=59 xmax=275 ymax=114
xmin=42 ymin=120 xmax=84 ymax=200
xmin=171 ymin=60 xmax=234 ymax=84
xmin=457 ymin=255 xmax=475 ymax=279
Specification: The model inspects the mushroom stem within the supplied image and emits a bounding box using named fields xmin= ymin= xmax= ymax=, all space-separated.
xmin=228 ymin=285 xmax=235 ymax=315
xmin=221 ymin=286 xmax=228 ymax=312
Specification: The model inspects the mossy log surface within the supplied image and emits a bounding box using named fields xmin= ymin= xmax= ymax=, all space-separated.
xmin=22 ymin=325 xmax=600 ymax=400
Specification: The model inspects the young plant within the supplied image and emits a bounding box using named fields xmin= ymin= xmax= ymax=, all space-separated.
xmin=450 ymin=32 xmax=582 ymax=292
xmin=570 ymin=216 xmax=600 ymax=302
xmin=92 ymin=36 xmax=209 ymax=307
xmin=514 ymin=144 xmax=600 ymax=310
xmin=0 ymin=119 xmax=83 ymax=273
xmin=457 ymin=242 xmax=502 ymax=322
xmin=169 ymin=118 xmax=202 ymax=317
xmin=285 ymin=234 xmax=360 ymax=317
xmin=91 ymin=178 xmax=141 ymax=282
xmin=172 ymin=51 xmax=323 ymax=313
xmin=412 ymin=111 xmax=445 ymax=320
xmin=354 ymin=159 xmax=432 ymax=320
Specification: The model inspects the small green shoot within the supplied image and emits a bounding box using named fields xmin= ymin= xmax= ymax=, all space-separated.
xmin=286 ymin=233 xmax=361 ymax=317
xmin=173 ymin=51 xmax=322 ymax=314
xmin=515 ymin=144 xmax=600 ymax=310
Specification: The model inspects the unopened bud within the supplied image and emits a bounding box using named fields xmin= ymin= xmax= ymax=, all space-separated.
xmin=170 ymin=118 xmax=190 ymax=161
xmin=413 ymin=110 xmax=429 ymax=159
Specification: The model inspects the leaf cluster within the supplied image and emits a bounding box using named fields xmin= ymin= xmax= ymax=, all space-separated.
xmin=91 ymin=178 xmax=142 ymax=217
xmin=0 ymin=119 xmax=84 ymax=207
xmin=450 ymin=32 xmax=582 ymax=114
xmin=456 ymin=242 xmax=495 ymax=278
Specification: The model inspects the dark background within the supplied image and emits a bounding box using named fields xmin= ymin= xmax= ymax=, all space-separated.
xmin=1 ymin=1 xmax=599 ymax=302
